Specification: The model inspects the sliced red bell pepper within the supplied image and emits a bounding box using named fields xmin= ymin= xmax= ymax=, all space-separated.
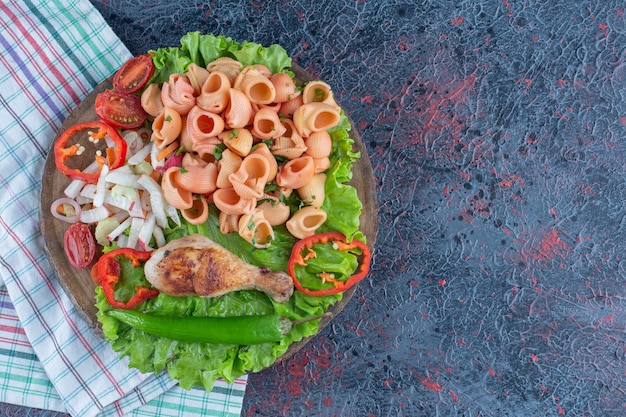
xmin=54 ymin=121 xmax=127 ymax=182
xmin=287 ymin=231 xmax=371 ymax=296
xmin=96 ymin=247 xmax=159 ymax=309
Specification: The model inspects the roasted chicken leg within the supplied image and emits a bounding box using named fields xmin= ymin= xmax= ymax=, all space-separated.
xmin=143 ymin=234 xmax=294 ymax=302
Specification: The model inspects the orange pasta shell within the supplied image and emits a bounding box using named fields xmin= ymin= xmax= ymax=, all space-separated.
xmin=212 ymin=187 xmax=256 ymax=215
xmin=293 ymin=102 xmax=341 ymax=137
xmin=151 ymin=106 xmax=182 ymax=149
xmin=181 ymin=194 xmax=209 ymax=225
xmin=252 ymin=108 xmax=287 ymax=140
xmin=161 ymin=73 xmax=195 ymax=115
xmin=276 ymin=155 xmax=316 ymax=189
xmin=161 ymin=166 xmax=194 ymax=209
xmin=196 ymin=70 xmax=231 ymax=113
xmin=186 ymin=105 xmax=225 ymax=142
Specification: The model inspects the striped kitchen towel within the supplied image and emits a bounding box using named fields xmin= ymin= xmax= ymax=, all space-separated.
xmin=0 ymin=1 xmax=247 ymax=416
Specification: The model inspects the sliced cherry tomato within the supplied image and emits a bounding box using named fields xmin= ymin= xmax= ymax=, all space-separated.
xmin=64 ymin=223 xmax=96 ymax=269
xmin=95 ymin=89 xmax=146 ymax=130
xmin=113 ymin=54 xmax=154 ymax=94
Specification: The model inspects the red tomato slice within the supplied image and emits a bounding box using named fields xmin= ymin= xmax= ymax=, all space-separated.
xmin=95 ymin=89 xmax=146 ymax=130
xmin=113 ymin=54 xmax=154 ymax=94
xmin=64 ymin=223 xmax=96 ymax=269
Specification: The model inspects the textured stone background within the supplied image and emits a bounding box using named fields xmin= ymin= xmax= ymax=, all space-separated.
xmin=3 ymin=0 xmax=626 ymax=416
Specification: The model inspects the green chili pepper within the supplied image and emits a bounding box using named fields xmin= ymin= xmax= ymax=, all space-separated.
xmin=107 ymin=310 xmax=308 ymax=345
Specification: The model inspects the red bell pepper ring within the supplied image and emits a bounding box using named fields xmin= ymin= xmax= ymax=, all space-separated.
xmin=287 ymin=232 xmax=371 ymax=296
xmin=54 ymin=121 xmax=127 ymax=182
xmin=96 ymin=247 xmax=159 ymax=309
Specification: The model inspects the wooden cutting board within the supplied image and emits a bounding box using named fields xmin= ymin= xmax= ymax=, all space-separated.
xmin=38 ymin=63 xmax=379 ymax=362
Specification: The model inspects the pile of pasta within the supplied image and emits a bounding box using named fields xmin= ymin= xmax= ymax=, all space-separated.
xmin=141 ymin=57 xmax=342 ymax=248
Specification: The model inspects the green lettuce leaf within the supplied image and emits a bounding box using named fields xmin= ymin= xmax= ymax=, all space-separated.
xmin=149 ymin=32 xmax=292 ymax=85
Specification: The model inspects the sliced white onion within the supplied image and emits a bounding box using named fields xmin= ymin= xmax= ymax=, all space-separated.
xmin=105 ymin=170 xmax=142 ymax=188
xmin=75 ymin=195 xmax=92 ymax=205
xmin=107 ymin=217 xmax=132 ymax=242
xmin=63 ymin=160 xmax=101 ymax=198
xmin=50 ymin=198 xmax=81 ymax=223
xmin=127 ymin=217 xmax=144 ymax=249
xmin=79 ymin=183 xmax=98 ymax=200
xmin=64 ymin=179 xmax=86 ymax=199
xmin=92 ymin=164 xmax=109 ymax=208
xmin=150 ymin=141 xmax=165 ymax=170
xmin=137 ymin=212 xmax=156 ymax=251
xmin=127 ymin=142 xmax=153 ymax=166
xmin=122 ymin=131 xmax=144 ymax=154
xmin=104 ymin=193 xmax=132 ymax=212
xmin=110 ymin=165 xmax=135 ymax=175
xmin=165 ymin=204 xmax=181 ymax=227
xmin=128 ymin=192 xmax=145 ymax=218
xmin=112 ymin=210 xmax=130 ymax=223
xmin=137 ymin=175 xmax=168 ymax=229
xmin=79 ymin=205 xmax=110 ymax=223
xmin=140 ymin=189 xmax=152 ymax=212
xmin=153 ymin=225 xmax=166 ymax=248
xmin=117 ymin=233 xmax=129 ymax=248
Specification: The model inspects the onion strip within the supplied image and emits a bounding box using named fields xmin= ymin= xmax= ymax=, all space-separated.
xmin=50 ymin=198 xmax=81 ymax=223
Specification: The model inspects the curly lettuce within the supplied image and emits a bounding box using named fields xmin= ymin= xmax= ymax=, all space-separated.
xmin=149 ymin=32 xmax=292 ymax=84
xmin=97 ymin=33 xmax=364 ymax=391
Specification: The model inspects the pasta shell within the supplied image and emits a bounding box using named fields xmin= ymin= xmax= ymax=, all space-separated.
xmin=238 ymin=208 xmax=274 ymax=248
xmin=181 ymin=194 xmax=209 ymax=225
xmin=249 ymin=143 xmax=277 ymax=181
xmin=196 ymin=71 xmax=231 ymax=113
xmin=293 ymin=102 xmax=341 ymax=137
xmin=271 ymin=72 xmax=301 ymax=103
xmin=235 ymin=68 xmax=276 ymax=105
xmin=185 ymin=63 xmax=210 ymax=96
xmin=186 ymin=105 xmax=225 ymax=143
xmin=223 ymin=88 xmax=253 ymax=128
xmin=272 ymin=119 xmax=307 ymax=159
xmin=220 ymin=128 xmax=253 ymax=157
xmin=151 ymin=106 xmax=182 ymax=149
xmin=251 ymin=64 xmax=272 ymax=78
xmin=258 ymin=102 xmax=282 ymax=113
xmin=312 ymin=156 xmax=331 ymax=173
xmin=161 ymin=73 xmax=196 ymax=115
xmin=251 ymin=108 xmax=287 ymax=139
xmin=219 ymin=211 xmax=240 ymax=234
xmin=276 ymin=155 xmax=315 ymax=189
xmin=191 ymin=136 xmax=222 ymax=163
xmin=216 ymin=149 xmax=242 ymax=188
xmin=174 ymin=163 xmax=218 ymax=194
xmin=279 ymin=95 xmax=303 ymax=118
xmin=302 ymin=80 xmax=340 ymax=111
xmin=207 ymin=57 xmax=242 ymax=84
xmin=178 ymin=116 xmax=193 ymax=153
xmin=286 ymin=206 xmax=328 ymax=239
xmin=303 ymin=130 xmax=332 ymax=158
xmin=297 ymin=173 xmax=326 ymax=208
xmin=182 ymin=152 xmax=208 ymax=168
xmin=161 ymin=166 xmax=193 ymax=209
xmin=257 ymin=196 xmax=291 ymax=226
xmin=212 ymin=187 xmax=256 ymax=215
xmin=141 ymin=83 xmax=163 ymax=117
xmin=228 ymin=153 xmax=271 ymax=199
xmin=272 ymin=136 xmax=306 ymax=160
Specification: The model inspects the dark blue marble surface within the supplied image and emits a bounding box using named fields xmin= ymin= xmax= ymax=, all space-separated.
xmin=4 ymin=0 xmax=626 ymax=416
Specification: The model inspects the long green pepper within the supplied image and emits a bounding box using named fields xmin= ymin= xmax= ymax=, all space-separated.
xmin=108 ymin=309 xmax=292 ymax=345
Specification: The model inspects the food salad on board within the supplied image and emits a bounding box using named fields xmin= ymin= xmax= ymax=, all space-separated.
xmin=48 ymin=32 xmax=371 ymax=391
